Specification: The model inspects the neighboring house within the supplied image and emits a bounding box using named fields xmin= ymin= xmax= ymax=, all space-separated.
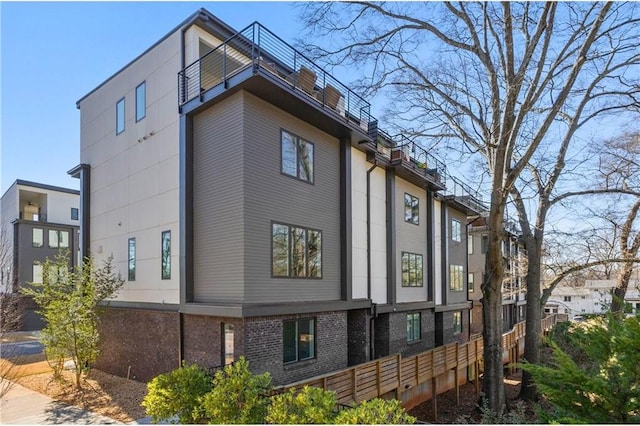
xmin=468 ymin=217 xmax=527 ymax=334
xmin=70 ymin=9 xmax=482 ymax=384
xmin=545 ymin=279 xmax=640 ymax=319
xmin=0 ymin=179 xmax=80 ymax=330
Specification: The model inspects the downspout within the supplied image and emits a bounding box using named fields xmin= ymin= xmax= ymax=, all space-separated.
xmin=366 ymin=161 xmax=378 ymax=360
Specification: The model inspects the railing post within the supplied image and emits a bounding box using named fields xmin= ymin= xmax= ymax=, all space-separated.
xmin=396 ymin=353 xmax=402 ymax=399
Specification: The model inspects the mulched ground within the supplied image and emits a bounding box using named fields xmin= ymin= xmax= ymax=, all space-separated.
xmin=408 ymin=370 xmax=538 ymax=424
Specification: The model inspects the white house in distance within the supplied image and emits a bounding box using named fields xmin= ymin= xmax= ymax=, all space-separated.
xmin=545 ymin=279 xmax=640 ymax=319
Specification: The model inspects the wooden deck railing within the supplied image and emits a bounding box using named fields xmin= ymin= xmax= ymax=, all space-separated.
xmin=276 ymin=315 xmax=562 ymax=416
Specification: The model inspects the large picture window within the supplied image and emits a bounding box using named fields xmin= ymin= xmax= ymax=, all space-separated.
xmin=401 ymin=252 xmax=423 ymax=287
xmin=283 ymin=318 xmax=315 ymax=364
xmin=450 ymin=264 xmax=464 ymax=291
xmin=404 ymin=193 xmax=419 ymax=225
xmin=48 ymin=230 xmax=69 ymax=249
xmin=407 ymin=313 xmax=421 ymax=342
xmin=281 ymin=130 xmax=314 ymax=183
xmin=161 ymin=230 xmax=171 ymax=279
xmin=128 ymin=238 xmax=136 ymax=281
xmin=272 ymin=223 xmax=322 ymax=278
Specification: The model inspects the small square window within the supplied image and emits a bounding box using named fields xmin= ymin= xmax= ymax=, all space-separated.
xmin=283 ymin=318 xmax=316 ymax=364
xmin=116 ymin=97 xmax=125 ymax=134
xmin=136 ymin=82 xmax=146 ymax=122
xmin=407 ymin=313 xmax=421 ymax=342
xmin=451 ymin=219 xmax=462 ymax=242
xmin=71 ymin=208 xmax=79 ymax=221
xmin=404 ymin=193 xmax=419 ymax=225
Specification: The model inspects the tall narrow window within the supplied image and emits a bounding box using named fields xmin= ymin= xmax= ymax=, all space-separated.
xmin=136 ymin=82 xmax=146 ymax=121
xmin=283 ymin=318 xmax=316 ymax=364
xmin=281 ymin=130 xmax=314 ymax=183
xmin=128 ymin=238 xmax=136 ymax=281
xmin=32 ymin=228 xmax=43 ymax=248
xmin=401 ymin=252 xmax=423 ymax=287
xmin=468 ymin=234 xmax=474 ymax=254
xmin=407 ymin=312 xmax=421 ymax=342
xmin=161 ymin=230 xmax=171 ymax=279
xmin=468 ymin=272 xmax=474 ymax=292
xmin=404 ymin=193 xmax=419 ymax=225
xmin=453 ymin=311 xmax=462 ymax=334
xmin=116 ymin=97 xmax=125 ymax=134
xmin=481 ymin=234 xmax=489 ymax=254
xmin=272 ymin=223 xmax=322 ymax=278
xmin=451 ymin=219 xmax=462 ymax=242
xmin=32 ymin=263 xmax=43 ymax=284
xmin=450 ymin=264 xmax=464 ymax=291
xmin=223 ymin=323 xmax=234 ymax=365
xmin=71 ymin=208 xmax=79 ymax=221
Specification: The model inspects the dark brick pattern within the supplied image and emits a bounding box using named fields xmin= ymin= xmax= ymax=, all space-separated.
xmin=96 ymin=307 xmax=180 ymax=382
xmin=243 ymin=311 xmax=348 ymax=385
xmin=374 ymin=310 xmax=435 ymax=359
xmin=182 ymin=315 xmax=245 ymax=369
xmin=347 ymin=309 xmax=370 ymax=365
xmin=436 ymin=310 xmax=470 ymax=346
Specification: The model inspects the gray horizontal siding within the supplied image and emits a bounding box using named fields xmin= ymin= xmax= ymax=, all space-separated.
xmin=242 ymin=92 xmax=341 ymax=303
xmin=192 ymin=93 xmax=245 ymax=302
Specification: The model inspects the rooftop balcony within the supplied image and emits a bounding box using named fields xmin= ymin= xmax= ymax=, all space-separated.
xmin=178 ymin=22 xmax=373 ymax=138
xmin=442 ymin=175 xmax=486 ymax=215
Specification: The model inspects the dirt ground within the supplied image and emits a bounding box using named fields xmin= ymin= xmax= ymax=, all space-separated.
xmin=408 ymin=370 xmax=538 ymax=424
xmin=4 ymin=355 xmax=147 ymax=423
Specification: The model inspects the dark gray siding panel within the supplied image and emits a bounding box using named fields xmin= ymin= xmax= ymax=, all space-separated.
xmin=192 ymin=93 xmax=245 ymax=302
xmin=447 ymin=206 xmax=468 ymax=304
xmin=242 ymin=93 xmax=341 ymax=303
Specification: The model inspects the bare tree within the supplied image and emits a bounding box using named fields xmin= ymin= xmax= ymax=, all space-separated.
xmin=299 ymin=2 xmax=640 ymax=411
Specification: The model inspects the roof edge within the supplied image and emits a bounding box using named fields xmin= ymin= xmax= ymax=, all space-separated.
xmin=12 ymin=179 xmax=80 ymax=195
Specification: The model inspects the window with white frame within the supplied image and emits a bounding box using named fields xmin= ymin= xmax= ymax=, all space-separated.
xmin=451 ymin=219 xmax=462 ymax=242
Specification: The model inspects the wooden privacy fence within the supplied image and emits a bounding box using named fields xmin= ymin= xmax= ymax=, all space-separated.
xmin=277 ymin=315 xmax=561 ymax=412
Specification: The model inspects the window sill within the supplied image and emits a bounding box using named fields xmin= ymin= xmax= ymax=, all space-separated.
xmin=284 ymin=357 xmax=317 ymax=370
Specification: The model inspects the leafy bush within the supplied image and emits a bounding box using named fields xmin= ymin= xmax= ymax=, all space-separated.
xmin=335 ymin=398 xmax=416 ymax=424
xmin=266 ymin=386 xmax=337 ymax=424
xmin=142 ymin=363 xmax=212 ymax=424
xmin=523 ymin=314 xmax=640 ymax=423
xmin=201 ymin=357 xmax=272 ymax=424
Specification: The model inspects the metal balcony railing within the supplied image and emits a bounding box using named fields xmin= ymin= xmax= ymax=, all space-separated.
xmin=443 ymin=174 xmax=486 ymax=213
xmin=178 ymin=22 xmax=373 ymax=132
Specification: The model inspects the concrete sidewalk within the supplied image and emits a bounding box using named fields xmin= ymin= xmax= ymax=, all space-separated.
xmin=0 ymin=381 xmax=121 ymax=424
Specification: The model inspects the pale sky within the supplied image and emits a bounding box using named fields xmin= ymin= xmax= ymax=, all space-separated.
xmin=1 ymin=1 xmax=304 ymax=194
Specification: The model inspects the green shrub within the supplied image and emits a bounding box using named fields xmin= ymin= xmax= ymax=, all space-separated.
xmin=142 ymin=363 xmax=212 ymax=424
xmin=523 ymin=314 xmax=640 ymax=423
xmin=266 ymin=386 xmax=337 ymax=424
xmin=335 ymin=398 xmax=416 ymax=424
xmin=201 ymin=357 xmax=271 ymax=424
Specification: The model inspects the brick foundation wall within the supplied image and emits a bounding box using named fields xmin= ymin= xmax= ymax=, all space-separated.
xmin=96 ymin=307 xmax=180 ymax=382
xmin=243 ymin=311 xmax=348 ymax=386
xmin=347 ymin=309 xmax=369 ymax=366
xmin=182 ymin=315 xmax=244 ymax=369
xmin=436 ymin=310 xmax=470 ymax=346
xmin=374 ymin=310 xmax=436 ymax=359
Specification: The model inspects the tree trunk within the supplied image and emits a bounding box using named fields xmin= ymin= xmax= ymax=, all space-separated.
xmin=481 ymin=197 xmax=506 ymax=413
xmin=611 ymin=261 xmax=634 ymax=317
xmin=519 ymin=238 xmax=542 ymax=401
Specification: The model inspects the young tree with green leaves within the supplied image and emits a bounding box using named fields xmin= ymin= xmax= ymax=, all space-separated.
xmin=266 ymin=386 xmax=338 ymax=424
xmin=21 ymin=252 xmax=123 ymax=389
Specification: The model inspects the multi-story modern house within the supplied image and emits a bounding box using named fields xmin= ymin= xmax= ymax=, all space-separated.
xmin=468 ymin=217 xmax=527 ymax=334
xmin=545 ymin=279 xmax=640 ymax=319
xmin=71 ymin=9 xmax=484 ymax=384
xmin=0 ymin=179 xmax=80 ymax=330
